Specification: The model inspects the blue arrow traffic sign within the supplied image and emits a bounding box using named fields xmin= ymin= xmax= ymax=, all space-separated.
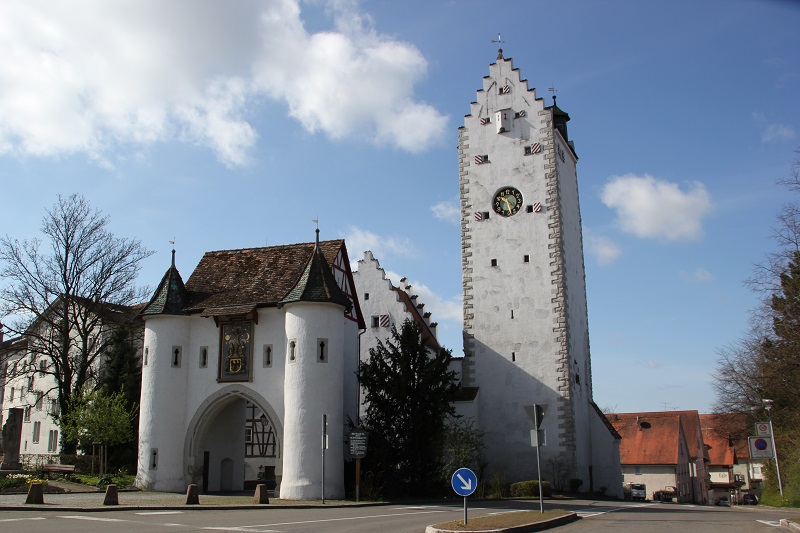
xmin=451 ymin=468 xmax=477 ymax=497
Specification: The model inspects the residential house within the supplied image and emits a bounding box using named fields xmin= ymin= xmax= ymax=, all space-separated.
xmin=610 ymin=411 xmax=694 ymax=503
xmin=0 ymin=298 xmax=142 ymax=464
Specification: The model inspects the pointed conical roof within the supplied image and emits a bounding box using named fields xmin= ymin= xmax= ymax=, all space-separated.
xmin=142 ymin=250 xmax=189 ymax=315
xmin=279 ymin=230 xmax=352 ymax=310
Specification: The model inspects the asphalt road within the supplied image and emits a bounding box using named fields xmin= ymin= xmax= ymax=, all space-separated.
xmin=0 ymin=499 xmax=797 ymax=532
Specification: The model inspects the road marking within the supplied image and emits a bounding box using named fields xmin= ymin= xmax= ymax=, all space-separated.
xmin=136 ymin=511 xmax=185 ymax=515
xmin=239 ymin=508 xmax=450 ymax=529
xmin=59 ymin=515 xmax=130 ymax=522
xmin=203 ymin=526 xmax=279 ymax=533
xmin=757 ymin=520 xmax=782 ymax=527
xmin=578 ymin=503 xmax=655 ymax=518
xmin=0 ymin=518 xmax=47 ymax=522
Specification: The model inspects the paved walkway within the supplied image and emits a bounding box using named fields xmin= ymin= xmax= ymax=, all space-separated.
xmin=0 ymin=481 xmax=366 ymax=511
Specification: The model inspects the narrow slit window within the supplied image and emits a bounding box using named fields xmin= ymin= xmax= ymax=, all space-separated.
xmin=288 ymin=340 xmax=296 ymax=362
xmin=263 ymin=345 xmax=273 ymax=367
xmin=511 ymin=352 xmax=516 ymax=362
xmin=200 ymin=347 xmax=208 ymax=368
xmin=491 ymin=259 xmax=497 ymax=267
xmin=318 ymin=339 xmax=328 ymax=362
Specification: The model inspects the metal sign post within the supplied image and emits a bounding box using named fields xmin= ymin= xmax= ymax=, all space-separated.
xmin=451 ymin=468 xmax=477 ymax=525
xmin=321 ymin=414 xmax=327 ymax=504
xmin=524 ymin=404 xmax=547 ymax=513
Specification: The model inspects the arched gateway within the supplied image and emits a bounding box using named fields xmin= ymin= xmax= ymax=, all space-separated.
xmin=135 ymin=233 xmax=364 ymax=499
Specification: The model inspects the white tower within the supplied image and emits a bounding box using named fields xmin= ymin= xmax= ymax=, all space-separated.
xmin=459 ymin=49 xmax=621 ymax=492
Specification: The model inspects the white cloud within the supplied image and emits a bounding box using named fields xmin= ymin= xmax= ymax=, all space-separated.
xmin=431 ymin=198 xmax=460 ymax=225
xmin=752 ymin=112 xmax=796 ymax=143
xmin=0 ymin=0 xmax=447 ymax=166
xmin=679 ymin=268 xmax=714 ymax=283
xmin=343 ymin=226 xmax=415 ymax=259
xmin=600 ymin=174 xmax=712 ymax=241
xmin=379 ymin=269 xmax=462 ymax=331
xmin=586 ymin=233 xmax=622 ymax=265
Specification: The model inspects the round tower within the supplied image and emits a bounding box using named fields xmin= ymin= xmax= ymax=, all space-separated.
xmin=279 ymin=230 xmax=350 ymax=500
xmin=281 ymin=301 xmax=345 ymax=499
xmin=136 ymin=250 xmax=192 ymax=492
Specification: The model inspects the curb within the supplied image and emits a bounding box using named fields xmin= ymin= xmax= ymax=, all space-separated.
xmin=0 ymin=501 xmax=389 ymax=512
xmin=426 ymin=512 xmax=579 ymax=533
xmin=782 ymin=519 xmax=800 ymax=532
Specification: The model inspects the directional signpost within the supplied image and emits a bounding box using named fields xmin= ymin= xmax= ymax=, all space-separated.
xmin=524 ymin=403 xmax=547 ymax=513
xmin=451 ymin=467 xmax=477 ymax=525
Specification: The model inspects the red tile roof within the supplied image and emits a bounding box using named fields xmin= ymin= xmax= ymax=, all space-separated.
xmin=609 ymin=412 xmax=684 ymax=465
xmin=700 ymin=414 xmax=737 ymax=466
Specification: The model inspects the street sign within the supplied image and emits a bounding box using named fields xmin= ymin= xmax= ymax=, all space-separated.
xmin=755 ymin=422 xmax=770 ymax=436
xmin=348 ymin=428 xmax=368 ymax=459
xmin=451 ymin=468 xmax=477 ymax=497
xmin=523 ymin=404 xmax=547 ymax=429
xmin=530 ymin=429 xmax=546 ymax=448
xmin=748 ymin=436 xmax=775 ymax=459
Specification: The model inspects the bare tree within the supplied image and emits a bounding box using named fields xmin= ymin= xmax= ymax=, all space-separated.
xmin=0 ymin=194 xmax=152 ymax=453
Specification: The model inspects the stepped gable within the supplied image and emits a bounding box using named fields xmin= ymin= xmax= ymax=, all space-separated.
xmin=391 ymin=281 xmax=440 ymax=351
xmin=182 ymin=240 xmax=346 ymax=313
xmin=143 ymin=250 xmax=189 ymax=316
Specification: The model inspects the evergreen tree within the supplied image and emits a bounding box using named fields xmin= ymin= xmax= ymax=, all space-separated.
xmin=97 ymin=322 xmax=142 ymax=471
xmin=358 ymin=319 xmax=460 ymax=497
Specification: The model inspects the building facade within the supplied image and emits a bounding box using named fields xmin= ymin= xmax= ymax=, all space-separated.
xmin=458 ymin=49 xmax=622 ymax=494
xmin=0 ymin=300 xmax=141 ymax=465
xmin=134 ymin=235 xmax=364 ymax=499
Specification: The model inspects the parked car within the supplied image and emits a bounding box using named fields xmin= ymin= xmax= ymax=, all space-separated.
xmin=716 ymin=497 xmax=731 ymax=506
xmin=630 ymin=483 xmax=647 ymax=501
xmin=742 ymin=494 xmax=759 ymax=505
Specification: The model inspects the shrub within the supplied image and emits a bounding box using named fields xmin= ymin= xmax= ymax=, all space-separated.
xmin=509 ymin=480 xmax=552 ymax=498
xmin=569 ymin=478 xmax=583 ymax=493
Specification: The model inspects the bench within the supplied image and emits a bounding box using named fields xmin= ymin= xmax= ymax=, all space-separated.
xmin=41 ymin=464 xmax=76 ymax=476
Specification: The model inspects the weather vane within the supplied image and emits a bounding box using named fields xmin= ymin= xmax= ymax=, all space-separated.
xmin=491 ymin=33 xmax=505 ymax=45
xmin=549 ymin=86 xmax=558 ymax=105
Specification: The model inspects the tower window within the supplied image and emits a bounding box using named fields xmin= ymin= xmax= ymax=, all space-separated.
xmin=144 ymin=347 xmax=148 ymax=366
xmin=172 ymin=346 xmax=182 ymax=368
xmin=491 ymin=259 xmax=497 ymax=267
xmin=288 ymin=340 xmax=296 ymax=362
xmin=151 ymin=448 xmax=158 ymax=470
xmin=263 ymin=344 xmax=273 ymax=367
xmin=371 ymin=315 xmax=379 ymax=328
xmin=524 ymin=255 xmax=530 ymax=263
xmin=364 ymin=292 xmax=369 ymax=301
xmin=200 ymin=347 xmax=208 ymax=368
xmin=511 ymin=310 xmax=515 ymax=319
xmin=318 ymin=339 xmax=328 ymax=363
xmin=474 ymin=154 xmax=489 ymax=165
xmin=511 ymin=352 xmax=516 ymax=362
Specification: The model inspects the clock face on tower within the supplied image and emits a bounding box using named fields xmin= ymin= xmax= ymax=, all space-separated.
xmin=493 ymin=186 xmax=523 ymax=217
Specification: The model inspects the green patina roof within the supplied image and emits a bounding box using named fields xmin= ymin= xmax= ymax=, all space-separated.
xmin=142 ymin=251 xmax=189 ymax=316
xmin=279 ymin=234 xmax=352 ymax=310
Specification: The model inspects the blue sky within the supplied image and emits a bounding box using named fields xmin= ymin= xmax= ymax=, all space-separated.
xmin=1 ymin=0 xmax=798 ymax=413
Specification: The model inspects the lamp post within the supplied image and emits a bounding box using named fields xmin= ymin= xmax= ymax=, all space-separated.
xmin=763 ymin=399 xmax=784 ymax=497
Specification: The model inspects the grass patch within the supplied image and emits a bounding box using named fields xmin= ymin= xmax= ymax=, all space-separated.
xmin=68 ymin=473 xmax=136 ymax=488
xmin=430 ymin=509 xmax=572 ymax=531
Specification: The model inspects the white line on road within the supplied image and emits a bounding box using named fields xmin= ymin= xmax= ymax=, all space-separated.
xmin=0 ymin=517 xmax=47 ymax=522
xmin=578 ymin=503 xmax=655 ymax=518
xmin=757 ymin=520 xmax=782 ymax=527
xmin=59 ymin=515 xmax=130 ymax=522
xmin=236 ymin=508 xmax=450 ymax=529
xmin=136 ymin=511 xmax=185 ymax=515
